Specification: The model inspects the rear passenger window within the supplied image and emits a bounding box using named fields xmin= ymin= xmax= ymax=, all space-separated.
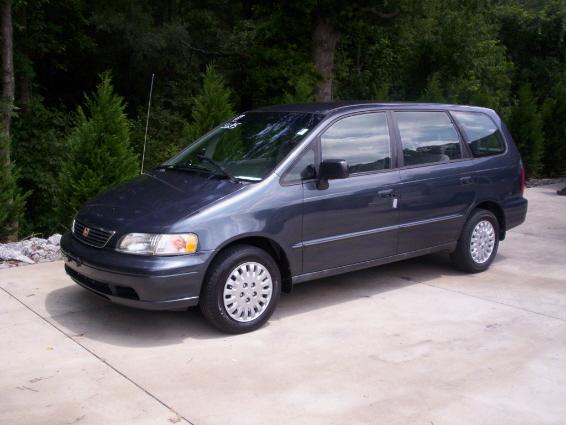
xmin=396 ymin=111 xmax=462 ymax=166
xmin=451 ymin=111 xmax=505 ymax=157
xmin=321 ymin=113 xmax=391 ymax=174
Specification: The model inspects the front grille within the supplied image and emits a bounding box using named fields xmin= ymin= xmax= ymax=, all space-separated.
xmin=65 ymin=265 xmax=140 ymax=300
xmin=73 ymin=220 xmax=115 ymax=248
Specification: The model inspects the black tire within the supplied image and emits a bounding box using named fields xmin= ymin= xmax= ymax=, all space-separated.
xmin=450 ymin=209 xmax=500 ymax=273
xmin=199 ymin=244 xmax=281 ymax=334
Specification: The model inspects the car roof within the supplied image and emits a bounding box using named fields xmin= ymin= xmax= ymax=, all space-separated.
xmin=253 ymin=101 xmax=496 ymax=116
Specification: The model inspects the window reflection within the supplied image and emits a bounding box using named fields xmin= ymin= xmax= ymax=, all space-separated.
xmin=452 ymin=111 xmax=505 ymax=157
xmin=166 ymin=112 xmax=323 ymax=181
xmin=321 ymin=113 xmax=391 ymax=173
xmin=396 ymin=111 xmax=461 ymax=166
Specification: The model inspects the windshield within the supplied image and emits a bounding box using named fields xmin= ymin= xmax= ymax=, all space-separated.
xmin=162 ymin=111 xmax=323 ymax=181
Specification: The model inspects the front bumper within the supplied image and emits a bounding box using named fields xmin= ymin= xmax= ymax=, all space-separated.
xmin=60 ymin=232 xmax=213 ymax=310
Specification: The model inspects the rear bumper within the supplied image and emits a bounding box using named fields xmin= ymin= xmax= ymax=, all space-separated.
xmin=504 ymin=196 xmax=528 ymax=230
xmin=61 ymin=232 xmax=213 ymax=310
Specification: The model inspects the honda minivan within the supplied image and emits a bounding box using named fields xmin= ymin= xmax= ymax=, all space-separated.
xmin=61 ymin=102 xmax=528 ymax=333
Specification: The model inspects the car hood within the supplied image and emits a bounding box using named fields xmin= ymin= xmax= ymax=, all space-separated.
xmin=75 ymin=170 xmax=245 ymax=233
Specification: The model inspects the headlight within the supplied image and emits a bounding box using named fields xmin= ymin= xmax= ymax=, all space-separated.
xmin=117 ymin=233 xmax=198 ymax=255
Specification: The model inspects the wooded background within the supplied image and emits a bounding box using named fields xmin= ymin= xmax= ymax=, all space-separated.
xmin=0 ymin=0 xmax=564 ymax=241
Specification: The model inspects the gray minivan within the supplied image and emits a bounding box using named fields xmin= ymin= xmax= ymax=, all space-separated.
xmin=61 ymin=102 xmax=528 ymax=333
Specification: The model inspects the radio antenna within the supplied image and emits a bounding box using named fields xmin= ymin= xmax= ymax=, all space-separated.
xmin=141 ymin=73 xmax=155 ymax=174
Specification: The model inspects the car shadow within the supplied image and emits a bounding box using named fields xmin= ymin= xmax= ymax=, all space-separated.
xmin=45 ymin=253 xmax=466 ymax=347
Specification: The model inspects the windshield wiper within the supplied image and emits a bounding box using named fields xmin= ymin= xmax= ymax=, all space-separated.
xmin=155 ymin=164 xmax=214 ymax=174
xmin=196 ymin=154 xmax=237 ymax=183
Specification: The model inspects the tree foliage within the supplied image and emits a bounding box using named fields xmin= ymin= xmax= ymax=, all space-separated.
xmin=12 ymin=98 xmax=70 ymax=235
xmin=0 ymin=0 xmax=564 ymax=237
xmin=57 ymin=73 xmax=138 ymax=227
xmin=184 ymin=65 xmax=234 ymax=143
xmin=0 ymin=133 xmax=28 ymax=241
xmin=508 ymin=84 xmax=545 ymax=176
xmin=542 ymin=81 xmax=566 ymax=175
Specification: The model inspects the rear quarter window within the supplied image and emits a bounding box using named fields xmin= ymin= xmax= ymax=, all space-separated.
xmin=451 ymin=111 xmax=506 ymax=157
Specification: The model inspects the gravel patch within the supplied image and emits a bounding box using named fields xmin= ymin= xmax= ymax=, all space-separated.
xmin=526 ymin=177 xmax=566 ymax=188
xmin=0 ymin=234 xmax=62 ymax=269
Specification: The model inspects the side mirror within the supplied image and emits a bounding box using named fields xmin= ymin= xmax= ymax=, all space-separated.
xmin=317 ymin=159 xmax=349 ymax=189
xmin=319 ymin=159 xmax=349 ymax=180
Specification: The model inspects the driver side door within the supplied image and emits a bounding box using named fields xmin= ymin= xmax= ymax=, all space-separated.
xmin=301 ymin=112 xmax=401 ymax=274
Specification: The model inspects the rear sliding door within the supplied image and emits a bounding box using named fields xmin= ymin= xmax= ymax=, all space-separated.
xmin=392 ymin=111 xmax=476 ymax=253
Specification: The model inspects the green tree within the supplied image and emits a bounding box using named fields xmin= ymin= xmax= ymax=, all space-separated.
xmin=58 ymin=73 xmax=138 ymax=227
xmin=497 ymin=0 xmax=566 ymax=99
xmin=419 ymin=73 xmax=447 ymax=103
xmin=183 ymin=65 xmax=234 ymax=143
xmin=0 ymin=133 xmax=27 ymax=241
xmin=541 ymin=81 xmax=566 ymax=176
xmin=508 ymin=84 xmax=544 ymax=176
xmin=282 ymin=73 xmax=317 ymax=104
xmin=0 ymin=0 xmax=27 ymax=241
xmin=12 ymin=98 xmax=70 ymax=236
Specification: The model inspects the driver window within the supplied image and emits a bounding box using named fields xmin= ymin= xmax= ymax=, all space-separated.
xmin=320 ymin=113 xmax=392 ymax=174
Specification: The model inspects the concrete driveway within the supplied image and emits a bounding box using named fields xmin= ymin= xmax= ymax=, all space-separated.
xmin=1 ymin=183 xmax=565 ymax=425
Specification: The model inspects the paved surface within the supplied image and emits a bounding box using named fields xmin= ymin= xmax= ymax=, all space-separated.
xmin=1 ymin=183 xmax=565 ymax=425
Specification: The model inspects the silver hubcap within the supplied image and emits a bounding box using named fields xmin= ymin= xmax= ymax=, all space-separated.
xmin=470 ymin=220 xmax=495 ymax=264
xmin=223 ymin=262 xmax=273 ymax=323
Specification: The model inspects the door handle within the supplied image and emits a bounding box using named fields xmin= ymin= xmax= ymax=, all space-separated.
xmin=378 ymin=189 xmax=395 ymax=198
xmin=460 ymin=176 xmax=473 ymax=185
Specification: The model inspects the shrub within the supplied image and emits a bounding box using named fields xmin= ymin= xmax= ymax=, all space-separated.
xmin=183 ymin=65 xmax=234 ymax=143
xmin=282 ymin=73 xmax=317 ymax=104
xmin=419 ymin=73 xmax=447 ymax=103
xmin=12 ymin=98 xmax=70 ymax=236
xmin=508 ymin=84 xmax=544 ymax=176
xmin=0 ymin=133 xmax=28 ymax=241
xmin=131 ymin=101 xmax=188 ymax=170
xmin=58 ymin=73 xmax=138 ymax=228
xmin=542 ymin=82 xmax=566 ymax=176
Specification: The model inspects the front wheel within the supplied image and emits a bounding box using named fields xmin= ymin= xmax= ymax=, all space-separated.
xmin=451 ymin=209 xmax=500 ymax=273
xmin=199 ymin=244 xmax=281 ymax=334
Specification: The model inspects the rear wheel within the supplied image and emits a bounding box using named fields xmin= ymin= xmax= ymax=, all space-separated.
xmin=199 ymin=244 xmax=281 ymax=333
xmin=451 ymin=209 xmax=499 ymax=273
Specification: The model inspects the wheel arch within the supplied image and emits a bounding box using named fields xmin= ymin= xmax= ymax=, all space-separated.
xmin=204 ymin=235 xmax=293 ymax=294
xmin=471 ymin=200 xmax=506 ymax=240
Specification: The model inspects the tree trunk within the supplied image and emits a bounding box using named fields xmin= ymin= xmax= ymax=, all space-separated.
xmin=16 ymin=6 xmax=30 ymax=111
xmin=1 ymin=0 xmax=17 ymax=241
xmin=1 ymin=0 xmax=14 ymax=134
xmin=311 ymin=13 xmax=340 ymax=102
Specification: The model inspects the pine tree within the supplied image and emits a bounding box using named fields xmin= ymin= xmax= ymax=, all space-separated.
xmin=184 ymin=65 xmax=234 ymax=143
xmin=58 ymin=73 xmax=138 ymax=227
xmin=508 ymin=84 xmax=544 ymax=176
xmin=542 ymin=82 xmax=566 ymax=176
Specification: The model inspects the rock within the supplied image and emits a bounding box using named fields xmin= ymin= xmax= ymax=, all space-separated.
xmin=526 ymin=177 xmax=566 ymax=188
xmin=558 ymin=186 xmax=566 ymax=196
xmin=48 ymin=234 xmax=62 ymax=246
xmin=0 ymin=233 xmax=63 ymax=267
xmin=0 ymin=245 xmax=35 ymax=264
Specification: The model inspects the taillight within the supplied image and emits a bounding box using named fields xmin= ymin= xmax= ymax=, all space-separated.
xmin=520 ymin=165 xmax=525 ymax=195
